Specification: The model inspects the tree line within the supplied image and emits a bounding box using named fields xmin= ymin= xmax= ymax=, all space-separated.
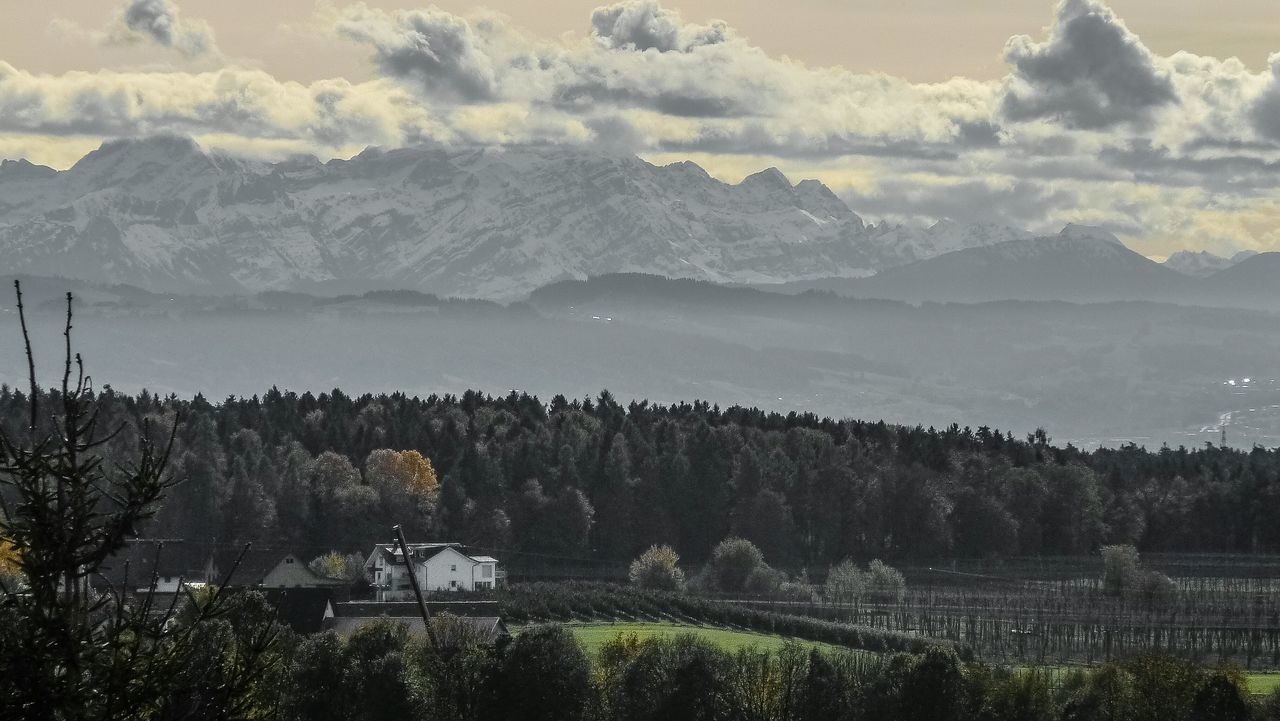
xmin=2 ymin=384 xmax=1278 ymax=567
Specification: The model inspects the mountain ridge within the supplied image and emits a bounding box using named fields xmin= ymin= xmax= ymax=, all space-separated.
xmin=0 ymin=135 xmax=1033 ymax=300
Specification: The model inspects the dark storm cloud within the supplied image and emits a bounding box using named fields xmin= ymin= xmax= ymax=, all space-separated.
xmin=1250 ymin=57 xmax=1280 ymax=142
xmin=336 ymin=5 xmax=498 ymax=102
xmin=1001 ymin=0 xmax=1176 ymax=129
xmin=109 ymin=0 xmax=217 ymax=58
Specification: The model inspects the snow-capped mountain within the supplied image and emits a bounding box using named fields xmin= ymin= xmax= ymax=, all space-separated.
xmin=1163 ymin=249 xmax=1258 ymax=277
xmin=0 ymin=136 xmax=1022 ymax=300
xmin=863 ymin=219 xmax=1031 ymax=268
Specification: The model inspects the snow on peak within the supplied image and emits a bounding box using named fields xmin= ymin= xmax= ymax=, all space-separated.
xmin=1058 ymin=223 xmax=1122 ymax=245
xmin=1164 ymin=249 xmax=1258 ymax=277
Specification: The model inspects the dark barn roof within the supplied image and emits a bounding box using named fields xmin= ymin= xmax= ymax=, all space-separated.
xmin=94 ymin=542 xmax=210 ymax=590
xmin=263 ymin=587 xmax=345 ymax=634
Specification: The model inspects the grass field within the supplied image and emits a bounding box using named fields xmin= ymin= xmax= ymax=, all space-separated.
xmin=558 ymin=621 xmax=841 ymax=656
xmin=1249 ymin=674 xmax=1280 ymax=696
xmin=529 ymin=621 xmax=1280 ymax=697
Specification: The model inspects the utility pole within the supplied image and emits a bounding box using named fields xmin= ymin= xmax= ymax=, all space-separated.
xmin=393 ymin=524 xmax=438 ymax=650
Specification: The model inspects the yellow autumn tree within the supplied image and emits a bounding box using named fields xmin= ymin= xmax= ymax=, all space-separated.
xmin=393 ymin=450 xmax=439 ymax=500
xmin=0 ymin=536 xmax=19 ymax=579
xmin=366 ymin=449 xmax=441 ymax=520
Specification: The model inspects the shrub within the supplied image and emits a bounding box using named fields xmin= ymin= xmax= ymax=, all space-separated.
xmin=983 ymin=669 xmax=1058 ymax=721
xmin=706 ymin=537 xmax=767 ymax=592
xmin=867 ymin=559 xmax=906 ymax=600
xmin=824 ymin=559 xmax=867 ymax=602
xmin=1135 ymin=570 xmax=1176 ymax=604
xmin=1256 ymin=687 xmax=1280 ymax=721
xmin=1101 ymin=545 xmax=1140 ymax=597
xmin=900 ymin=646 xmax=970 ymax=721
xmin=744 ymin=565 xmax=786 ymax=594
xmin=629 ymin=545 xmax=686 ymax=592
xmin=1188 ymin=672 xmax=1252 ymax=721
xmin=496 ymin=625 xmax=594 ymax=721
xmin=778 ymin=580 xmax=820 ymax=603
xmin=309 ymin=550 xmax=368 ymax=582
xmin=604 ymin=634 xmax=737 ymax=721
xmin=1062 ymin=666 xmax=1141 ymax=721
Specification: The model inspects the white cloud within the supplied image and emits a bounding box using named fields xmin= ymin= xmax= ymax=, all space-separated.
xmin=4 ymin=0 xmax=1280 ymax=256
xmin=589 ymin=0 xmax=728 ymax=53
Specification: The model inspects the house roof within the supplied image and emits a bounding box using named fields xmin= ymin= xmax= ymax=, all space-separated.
xmin=211 ymin=549 xmax=346 ymax=588
xmin=94 ymin=542 xmax=210 ymax=590
xmin=211 ymin=548 xmax=290 ymax=586
xmin=366 ymin=543 xmax=493 ymax=567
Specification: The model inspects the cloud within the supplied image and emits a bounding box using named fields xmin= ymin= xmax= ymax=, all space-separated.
xmin=843 ymin=176 xmax=1079 ymax=230
xmin=335 ymin=4 xmax=498 ymax=102
xmin=332 ymin=0 xmax=996 ymax=154
xmin=1250 ymin=54 xmax=1280 ymax=141
xmin=106 ymin=0 xmax=218 ymax=59
xmin=589 ymin=0 xmax=728 ymax=53
xmin=7 ymin=0 xmax=1280 ymax=257
xmin=1001 ymin=0 xmax=1175 ymax=128
xmin=0 ymin=62 xmax=444 ymax=152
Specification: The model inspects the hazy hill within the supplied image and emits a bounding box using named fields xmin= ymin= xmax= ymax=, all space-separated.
xmin=5 ymin=271 xmax=1280 ymax=448
xmin=758 ymin=226 xmax=1280 ymax=310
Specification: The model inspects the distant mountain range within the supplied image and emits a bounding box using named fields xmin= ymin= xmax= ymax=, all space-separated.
xmin=0 ymin=136 xmax=1027 ymax=300
xmin=1163 ymin=249 xmax=1258 ymax=277
xmin=763 ymin=226 xmax=1280 ymax=310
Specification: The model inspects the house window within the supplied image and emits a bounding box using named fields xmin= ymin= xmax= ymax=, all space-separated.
xmin=285 ymin=558 xmax=294 ymax=564
xmin=450 ymin=564 xmax=457 ymax=572
xmin=482 ymin=565 xmax=493 ymax=579
xmin=450 ymin=580 xmax=458 ymax=589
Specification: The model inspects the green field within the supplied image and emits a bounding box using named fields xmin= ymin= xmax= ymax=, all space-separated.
xmin=1248 ymin=674 xmax=1280 ymax=696
xmin=559 ymin=621 xmax=841 ymax=656
xmin=533 ymin=621 xmax=1280 ymax=697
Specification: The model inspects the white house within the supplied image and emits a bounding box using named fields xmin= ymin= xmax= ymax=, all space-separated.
xmin=365 ymin=543 xmax=500 ymax=601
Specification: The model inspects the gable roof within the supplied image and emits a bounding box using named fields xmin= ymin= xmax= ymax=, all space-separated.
xmin=365 ymin=543 xmax=477 ymax=567
xmin=211 ymin=549 xmax=347 ymax=588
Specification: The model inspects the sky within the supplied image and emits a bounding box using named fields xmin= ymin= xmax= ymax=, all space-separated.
xmin=2 ymin=0 xmax=1280 ymax=257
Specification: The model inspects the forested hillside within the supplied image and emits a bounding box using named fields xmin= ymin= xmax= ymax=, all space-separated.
xmin=2 ymin=386 xmax=1274 ymax=568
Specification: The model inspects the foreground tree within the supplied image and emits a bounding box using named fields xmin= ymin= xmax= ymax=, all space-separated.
xmin=0 ymin=283 xmax=279 ymax=720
